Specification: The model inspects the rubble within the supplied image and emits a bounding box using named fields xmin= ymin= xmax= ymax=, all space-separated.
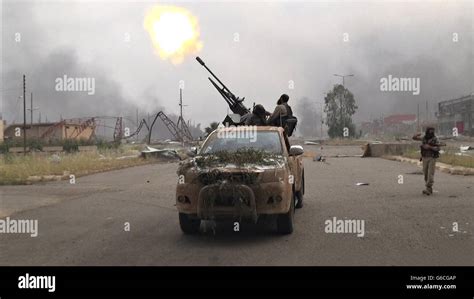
xmin=141 ymin=146 xmax=181 ymax=160
xmin=456 ymin=145 xmax=474 ymax=157
xmin=49 ymin=154 xmax=62 ymax=164
xmin=313 ymin=155 xmax=326 ymax=162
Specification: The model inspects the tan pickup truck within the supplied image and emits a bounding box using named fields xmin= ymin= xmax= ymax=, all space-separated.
xmin=176 ymin=126 xmax=305 ymax=234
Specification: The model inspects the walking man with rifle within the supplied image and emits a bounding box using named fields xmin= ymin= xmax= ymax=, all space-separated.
xmin=413 ymin=127 xmax=446 ymax=195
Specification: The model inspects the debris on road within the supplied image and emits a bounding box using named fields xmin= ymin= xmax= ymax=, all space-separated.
xmin=456 ymin=145 xmax=474 ymax=157
xmin=141 ymin=146 xmax=181 ymax=160
xmin=355 ymin=182 xmax=370 ymax=186
xmin=406 ymin=170 xmax=423 ymax=175
xmin=313 ymin=155 xmax=326 ymax=162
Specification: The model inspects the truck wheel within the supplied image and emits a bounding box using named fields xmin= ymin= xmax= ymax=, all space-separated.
xmin=179 ymin=213 xmax=201 ymax=234
xmin=277 ymin=192 xmax=295 ymax=234
xmin=295 ymin=173 xmax=304 ymax=209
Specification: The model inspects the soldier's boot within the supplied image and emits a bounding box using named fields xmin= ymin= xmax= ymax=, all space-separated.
xmin=422 ymin=186 xmax=433 ymax=195
xmin=427 ymin=186 xmax=433 ymax=195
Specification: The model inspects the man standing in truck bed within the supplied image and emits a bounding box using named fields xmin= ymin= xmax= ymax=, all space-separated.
xmin=268 ymin=96 xmax=288 ymax=127
xmin=413 ymin=127 xmax=445 ymax=195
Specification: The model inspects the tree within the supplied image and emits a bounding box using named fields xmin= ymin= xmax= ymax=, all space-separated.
xmin=204 ymin=121 xmax=219 ymax=137
xmin=324 ymin=84 xmax=358 ymax=138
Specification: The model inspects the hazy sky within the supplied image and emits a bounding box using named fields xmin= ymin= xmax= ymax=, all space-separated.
xmin=1 ymin=0 xmax=473 ymax=128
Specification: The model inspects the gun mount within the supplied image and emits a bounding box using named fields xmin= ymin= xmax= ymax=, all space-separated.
xmin=196 ymin=57 xmax=250 ymax=124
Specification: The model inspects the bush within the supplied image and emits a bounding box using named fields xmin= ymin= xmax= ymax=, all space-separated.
xmin=62 ymin=139 xmax=79 ymax=153
xmin=96 ymin=138 xmax=120 ymax=150
xmin=28 ymin=139 xmax=43 ymax=151
xmin=0 ymin=142 xmax=9 ymax=154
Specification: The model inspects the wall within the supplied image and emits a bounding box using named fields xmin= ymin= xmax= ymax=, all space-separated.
xmin=0 ymin=120 xmax=4 ymax=142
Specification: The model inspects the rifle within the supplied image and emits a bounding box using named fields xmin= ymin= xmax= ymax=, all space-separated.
xmin=196 ymin=57 xmax=250 ymax=122
xmin=419 ymin=138 xmax=446 ymax=160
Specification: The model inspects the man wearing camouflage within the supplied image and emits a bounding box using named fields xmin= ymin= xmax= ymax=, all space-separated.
xmin=413 ymin=127 xmax=444 ymax=195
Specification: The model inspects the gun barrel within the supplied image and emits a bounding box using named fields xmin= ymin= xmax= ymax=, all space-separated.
xmin=196 ymin=57 xmax=232 ymax=94
xmin=196 ymin=56 xmax=250 ymax=119
xmin=196 ymin=56 xmax=205 ymax=66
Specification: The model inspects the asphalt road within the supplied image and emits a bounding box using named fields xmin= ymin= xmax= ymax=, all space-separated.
xmin=0 ymin=146 xmax=473 ymax=266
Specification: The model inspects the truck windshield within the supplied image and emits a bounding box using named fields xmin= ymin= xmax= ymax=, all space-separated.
xmin=200 ymin=131 xmax=283 ymax=155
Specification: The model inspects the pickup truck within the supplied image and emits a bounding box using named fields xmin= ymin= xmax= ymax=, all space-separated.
xmin=176 ymin=126 xmax=305 ymax=234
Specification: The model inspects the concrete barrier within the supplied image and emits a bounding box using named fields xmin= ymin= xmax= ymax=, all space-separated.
xmin=8 ymin=147 xmax=30 ymax=153
xmin=363 ymin=143 xmax=418 ymax=157
xmin=42 ymin=146 xmax=63 ymax=152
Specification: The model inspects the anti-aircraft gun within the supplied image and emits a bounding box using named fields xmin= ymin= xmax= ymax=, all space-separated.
xmin=196 ymin=56 xmax=298 ymax=136
xmin=196 ymin=57 xmax=250 ymax=126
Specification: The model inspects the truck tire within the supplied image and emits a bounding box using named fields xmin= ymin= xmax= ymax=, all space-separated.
xmin=179 ymin=213 xmax=201 ymax=234
xmin=277 ymin=191 xmax=295 ymax=234
xmin=295 ymin=172 xmax=304 ymax=209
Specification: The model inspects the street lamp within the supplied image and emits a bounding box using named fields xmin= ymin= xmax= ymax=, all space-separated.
xmin=333 ymin=74 xmax=354 ymax=87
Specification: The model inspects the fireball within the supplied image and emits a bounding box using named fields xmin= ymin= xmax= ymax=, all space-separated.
xmin=144 ymin=5 xmax=203 ymax=64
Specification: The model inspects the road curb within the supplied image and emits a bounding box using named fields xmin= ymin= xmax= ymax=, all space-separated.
xmin=383 ymin=155 xmax=474 ymax=176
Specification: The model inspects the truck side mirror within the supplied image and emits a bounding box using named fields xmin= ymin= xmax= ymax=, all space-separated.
xmin=289 ymin=145 xmax=304 ymax=156
xmin=189 ymin=147 xmax=198 ymax=157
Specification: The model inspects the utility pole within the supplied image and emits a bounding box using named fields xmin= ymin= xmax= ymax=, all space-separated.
xmin=179 ymin=88 xmax=184 ymax=123
xmin=28 ymin=92 xmax=39 ymax=125
xmin=23 ymin=75 xmax=26 ymax=155
xmin=333 ymin=74 xmax=354 ymax=136
xmin=178 ymin=88 xmax=188 ymax=146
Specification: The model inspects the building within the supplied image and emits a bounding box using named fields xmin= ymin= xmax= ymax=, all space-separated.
xmin=383 ymin=114 xmax=417 ymax=127
xmin=4 ymin=119 xmax=96 ymax=143
xmin=382 ymin=114 xmax=417 ymax=136
xmin=437 ymin=94 xmax=474 ymax=136
xmin=359 ymin=114 xmax=418 ymax=137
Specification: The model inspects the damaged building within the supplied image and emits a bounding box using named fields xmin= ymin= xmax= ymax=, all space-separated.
xmin=437 ymin=94 xmax=474 ymax=136
xmin=3 ymin=120 xmax=96 ymax=143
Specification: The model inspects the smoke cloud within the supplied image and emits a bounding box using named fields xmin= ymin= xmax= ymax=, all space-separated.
xmin=1 ymin=1 xmax=472 ymax=137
